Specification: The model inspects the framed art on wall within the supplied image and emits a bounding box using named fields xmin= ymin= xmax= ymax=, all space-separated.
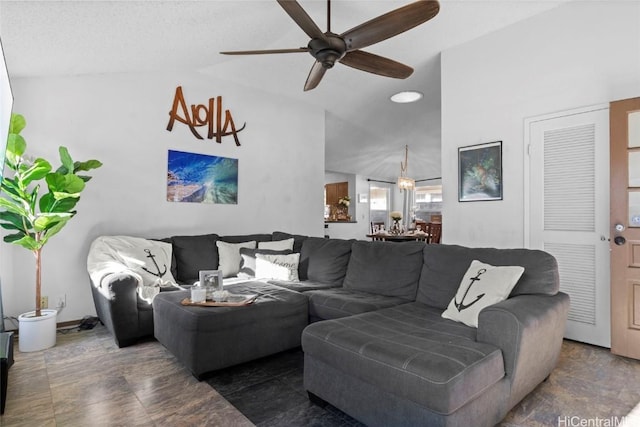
xmin=458 ymin=141 xmax=503 ymax=202
xmin=167 ymin=150 xmax=238 ymax=204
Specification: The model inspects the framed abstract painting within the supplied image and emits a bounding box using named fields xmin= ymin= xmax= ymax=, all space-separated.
xmin=458 ymin=141 xmax=502 ymax=202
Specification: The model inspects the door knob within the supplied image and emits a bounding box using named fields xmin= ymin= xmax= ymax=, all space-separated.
xmin=614 ymin=236 xmax=626 ymax=246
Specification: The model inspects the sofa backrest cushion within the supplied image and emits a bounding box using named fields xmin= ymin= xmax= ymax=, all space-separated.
xmin=171 ymin=234 xmax=219 ymax=284
xmin=343 ymin=241 xmax=424 ymax=300
xmin=417 ymin=244 xmax=559 ymax=309
xmin=272 ymin=231 xmax=308 ymax=253
xmin=299 ymin=237 xmax=352 ymax=285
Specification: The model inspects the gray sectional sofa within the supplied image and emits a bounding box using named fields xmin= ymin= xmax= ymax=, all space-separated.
xmin=87 ymin=231 xmax=569 ymax=427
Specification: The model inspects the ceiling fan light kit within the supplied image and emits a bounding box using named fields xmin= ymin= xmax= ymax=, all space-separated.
xmin=390 ymin=90 xmax=423 ymax=103
xmin=221 ymin=0 xmax=440 ymax=91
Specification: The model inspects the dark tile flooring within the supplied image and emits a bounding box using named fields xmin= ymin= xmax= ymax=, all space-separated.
xmin=206 ymin=348 xmax=364 ymax=427
xmin=3 ymin=325 xmax=640 ymax=426
xmin=207 ymin=341 xmax=640 ymax=427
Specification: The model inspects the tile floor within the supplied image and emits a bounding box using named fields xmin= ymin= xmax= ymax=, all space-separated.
xmin=207 ymin=344 xmax=640 ymax=427
xmin=0 ymin=325 xmax=251 ymax=427
xmin=1 ymin=324 xmax=640 ymax=426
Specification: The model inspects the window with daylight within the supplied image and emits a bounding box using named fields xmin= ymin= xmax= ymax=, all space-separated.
xmin=369 ymin=185 xmax=390 ymax=227
xmin=415 ymin=185 xmax=442 ymax=223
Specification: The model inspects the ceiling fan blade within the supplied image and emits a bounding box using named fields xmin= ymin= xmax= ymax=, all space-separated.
xmin=339 ymin=50 xmax=413 ymax=79
xmin=221 ymin=48 xmax=309 ymax=55
xmin=304 ymin=61 xmax=327 ymax=91
xmin=277 ymin=0 xmax=328 ymax=42
xmin=340 ymin=0 xmax=440 ymax=52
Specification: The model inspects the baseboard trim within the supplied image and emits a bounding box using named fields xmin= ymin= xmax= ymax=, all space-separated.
xmin=57 ymin=319 xmax=82 ymax=329
xmin=3 ymin=318 xmax=83 ymax=334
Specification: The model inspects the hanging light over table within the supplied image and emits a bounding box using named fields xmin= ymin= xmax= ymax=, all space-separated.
xmin=397 ymin=145 xmax=415 ymax=191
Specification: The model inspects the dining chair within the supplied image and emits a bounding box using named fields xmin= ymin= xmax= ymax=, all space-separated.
xmin=415 ymin=220 xmax=428 ymax=232
xmin=427 ymin=222 xmax=442 ymax=244
xmin=370 ymin=221 xmax=385 ymax=234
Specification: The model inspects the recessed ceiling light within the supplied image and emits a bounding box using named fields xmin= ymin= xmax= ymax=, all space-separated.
xmin=390 ymin=91 xmax=423 ymax=104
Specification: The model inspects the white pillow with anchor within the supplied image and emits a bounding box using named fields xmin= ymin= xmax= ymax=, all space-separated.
xmin=88 ymin=235 xmax=178 ymax=289
xmin=441 ymin=260 xmax=524 ymax=328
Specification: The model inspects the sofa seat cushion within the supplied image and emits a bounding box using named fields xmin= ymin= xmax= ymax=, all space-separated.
xmin=267 ymin=280 xmax=340 ymax=293
xmin=305 ymin=288 xmax=409 ymax=320
xmin=302 ymin=302 xmax=505 ymax=415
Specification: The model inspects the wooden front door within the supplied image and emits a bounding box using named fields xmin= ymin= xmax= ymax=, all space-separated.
xmin=610 ymin=97 xmax=640 ymax=359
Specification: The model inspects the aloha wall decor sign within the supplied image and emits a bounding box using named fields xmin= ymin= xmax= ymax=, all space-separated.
xmin=458 ymin=141 xmax=503 ymax=202
xmin=167 ymin=150 xmax=238 ymax=204
xmin=166 ymin=86 xmax=246 ymax=146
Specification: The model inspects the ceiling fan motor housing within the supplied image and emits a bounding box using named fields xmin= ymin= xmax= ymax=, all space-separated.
xmin=308 ymin=34 xmax=346 ymax=69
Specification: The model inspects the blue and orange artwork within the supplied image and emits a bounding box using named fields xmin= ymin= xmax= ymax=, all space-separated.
xmin=167 ymin=150 xmax=238 ymax=204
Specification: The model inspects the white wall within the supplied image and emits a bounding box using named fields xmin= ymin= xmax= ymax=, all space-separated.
xmin=441 ymin=1 xmax=640 ymax=248
xmin=1 ymin=71 xmax=325 ymax=326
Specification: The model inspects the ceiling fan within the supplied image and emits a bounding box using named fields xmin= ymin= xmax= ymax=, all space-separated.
xmin=220 ymin=0 xmax=440 ymax=91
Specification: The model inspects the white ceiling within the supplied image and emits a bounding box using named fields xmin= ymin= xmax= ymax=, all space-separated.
xmin=0 ymin=0 xmax=569 ymax=181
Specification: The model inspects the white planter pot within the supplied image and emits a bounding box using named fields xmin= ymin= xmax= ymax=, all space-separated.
xmin=18 ymin=309 xmax=57 ymax=352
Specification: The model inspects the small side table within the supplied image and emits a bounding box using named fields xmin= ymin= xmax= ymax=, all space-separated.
xmin=1 ymin=332 xmax=14 ymax=414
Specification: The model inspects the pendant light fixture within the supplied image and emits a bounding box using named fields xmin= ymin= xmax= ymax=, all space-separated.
xmin=397 ymin=145 xmax=415 ymax=191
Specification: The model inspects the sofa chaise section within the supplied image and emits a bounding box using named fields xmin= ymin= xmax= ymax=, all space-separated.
xmin=302 ymin=244 xmax=570 ymax=427
xmin=303 ymin=303 xmax=510 ymax=426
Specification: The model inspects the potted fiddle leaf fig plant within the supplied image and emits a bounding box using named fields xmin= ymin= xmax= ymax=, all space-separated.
xmin=0 ymin=113 xmax=102 ymax=351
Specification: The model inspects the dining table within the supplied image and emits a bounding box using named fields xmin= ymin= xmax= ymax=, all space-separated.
xmin=366 ymin=232 xmax=430 ymax=242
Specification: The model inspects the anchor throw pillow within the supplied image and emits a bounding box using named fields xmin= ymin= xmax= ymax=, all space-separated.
xmin=88 ymin=235 xmax=178 ymax=287
xmin=441 ymin=260 xmax=524 ymax=327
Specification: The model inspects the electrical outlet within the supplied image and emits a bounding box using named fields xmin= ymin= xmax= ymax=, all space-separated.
xmin=56 ymin=294 xmax=66 ymax=309
xmin=40 ymin=296 xmax=48 ymax=309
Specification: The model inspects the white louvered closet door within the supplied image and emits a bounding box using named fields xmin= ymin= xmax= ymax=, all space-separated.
xmin=527 ymin=106 xmax=611 ymax=347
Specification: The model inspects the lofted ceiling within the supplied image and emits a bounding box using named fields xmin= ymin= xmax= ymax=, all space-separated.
xmin=0 ymin=0 xmax=569 ymax=181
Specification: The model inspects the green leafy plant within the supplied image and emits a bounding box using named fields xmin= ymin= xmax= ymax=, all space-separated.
xmin=0 ymin=113 xmax=102 ymax=316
